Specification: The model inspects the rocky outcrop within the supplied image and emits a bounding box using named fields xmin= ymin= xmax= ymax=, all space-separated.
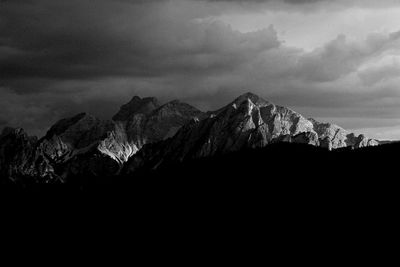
xmin=122 ymin=99 xmax=205 ymax=149
xmin=97 ymin=123 xmax=138 ymax=165
xmin=310 ymin=119 xmax=379 ymax=150
xmin=0 ymin=92 xmax=379 ymax=184
xmin=124 ymin=93 xmax=378 ymax=173
xmin=0 ymin=127 xmax=57 ymax=183
xmin=0 ymin=96 xmax=204 ymax=183
xmin=95 ymin=96 xmax=205 ymax=164
xmin=0 ymin=113 xmax=118 ymax=182
xmin=112 ymin=96 xmax=159 ymax=121
xmin=39 ymin=113 xmax=114 ymax=163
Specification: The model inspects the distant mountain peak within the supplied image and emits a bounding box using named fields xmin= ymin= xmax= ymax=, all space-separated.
xmin=0 ymin=91 xmax=379 ymax=184
xmin=112 ymin=96 xmax=160 ymax=121
xmin=233 ymin=92 xmax=270 ymax=107
xmin=211 ymin=92 xmax=270 ymax=116
xmin=122 ymin=92 xmax=379 ymax=173
xmin=1 ymin=127 xmax=23 ymax=137
xmin=44 ymin=112 xmax=97 ymax=138
xmin=155 ymin=99 xmax=202 ymax=115
xmin=0 ymin=127 xmax=31 ymax=141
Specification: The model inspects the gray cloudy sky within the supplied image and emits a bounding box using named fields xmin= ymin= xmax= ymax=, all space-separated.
xmin=1 ymin=0 xmax=400 ymax=139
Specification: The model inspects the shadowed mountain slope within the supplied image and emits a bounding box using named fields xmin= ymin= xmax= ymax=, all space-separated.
xmin=123 ymin=92 xmax=378 ymax=174
xmin=0 ymin=92 xmax=379 ymax=185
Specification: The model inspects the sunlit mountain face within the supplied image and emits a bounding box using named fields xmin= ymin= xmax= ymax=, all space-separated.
xmin=0 ymin=92 xmax=379 ymax=184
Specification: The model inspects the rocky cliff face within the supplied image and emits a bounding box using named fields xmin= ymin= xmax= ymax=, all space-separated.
xmin=39 ymin=113 xmax=114 ymax=163
xmin=123 ymin=93 xmax=378 ymax=173
xmin=0 ymin=96 xmax=203 ymax=182
xmin=0 ymin=92 xmax=378 ymax=184
xmin=0 ymin=127 xmax=57 ymax=184
xmin=309 ymin=118 xmax=376 ymax=149
xmin=120 ymin=99 xmax=204 ymax=148
xmin=98 ymin=96 xmax=204 ymax=165
xmin=112 ymin=96 xmax=160 ymax=122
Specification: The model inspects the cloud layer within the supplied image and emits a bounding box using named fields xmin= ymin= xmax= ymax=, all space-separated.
xmin=1 ymin=0 xmax=400 ymax=139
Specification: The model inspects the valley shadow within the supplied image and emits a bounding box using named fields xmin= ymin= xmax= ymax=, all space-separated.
xmin=2 ymin=142 xmax=399 ymax=210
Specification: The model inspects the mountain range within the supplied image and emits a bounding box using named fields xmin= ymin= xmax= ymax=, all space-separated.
xmin=0 ymin=92 xmax=379 ymax=185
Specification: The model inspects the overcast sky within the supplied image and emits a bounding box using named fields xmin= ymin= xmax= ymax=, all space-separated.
xmin=2 ymin=0 xmax=400 ymax=139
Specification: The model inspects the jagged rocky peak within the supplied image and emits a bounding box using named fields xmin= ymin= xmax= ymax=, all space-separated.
xmin=37 ymin=112 xmax=115 ymax=168
xmin=98 ymin=97 xmax=204 ymax=164
xmin=43 ymin=112 xmax=112 ymax=148
xmin=309 ymin=118 xmax=379 ymax=149
xmin=123 ymin=98 xmax=205 ymax=146
xmin=123 ymin=92 xmax=379 ymax=173
xmin=45 ymin=113 xmax=86 ymax=135
xmin=1 ymin=127 xmax=28 ymax=139
xmin=0 ymin=127 xmax=37 ymax=144
xmin=231 ymin=92 xmax=270 ymax=107
xmin=0 ymin=127 xmax=38 ymax=152
xmin=0 ymin=127 xmax=41 ymax=181
xmin=112 ymin=96 xmax=160 ymax=121
xmin=211 ymin=92 xmax=271 ymax=116
xmin=98 ymin=123 xmax=138 ymax=165
xmin=154 ymin=99 xmax=203 ymax=118
xmin=0 ymin=91 xmax=382 ymax=184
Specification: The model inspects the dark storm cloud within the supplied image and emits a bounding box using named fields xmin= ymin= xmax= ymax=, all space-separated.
xmin=1 ymin=0 xmax=400 ymax=138
xmin=1 ymin=0 xmax=396 ymax=87
xmin=0 ymin=0 xmax=154 ymax=80
xmin=0 ymin=0 xmax=279 ymax=83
